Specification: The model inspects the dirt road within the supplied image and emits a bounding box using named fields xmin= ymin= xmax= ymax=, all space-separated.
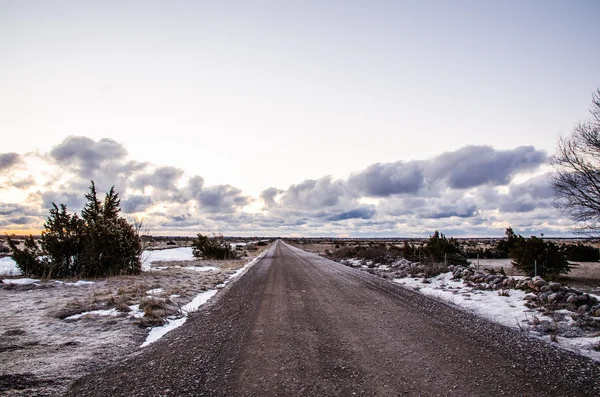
xmin=67 ymin=241 xmax=600 ymax=396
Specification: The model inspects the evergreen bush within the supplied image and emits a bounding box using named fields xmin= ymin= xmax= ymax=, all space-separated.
xmin=6 ymin=181 xmax=142 ymax=278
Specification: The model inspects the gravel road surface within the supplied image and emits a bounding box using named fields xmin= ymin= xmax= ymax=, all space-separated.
xmin=67 ymin=241 xmax=600 ymax=396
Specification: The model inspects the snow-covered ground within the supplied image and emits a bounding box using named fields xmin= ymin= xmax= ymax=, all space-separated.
xmin=394 ymin=272 xmax=600 ymax=362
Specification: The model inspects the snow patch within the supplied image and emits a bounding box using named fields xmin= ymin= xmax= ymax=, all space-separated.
xmin=0 ymin=256 xmax=21 ymax=276
xmin=65 ymin=308 xmax=118 ymax=320
xmin=140 ymin=249 xmax=269 ymax=348
xmin=2 ymin=278 xmax=39 ymax=285
xmin=140 ymin=289 xmax=217 ymax=348
xmin=54 ymin=280 xmax=96 ymax=286
xmin=141 ymin=247 xmax=195 ymax=271
xmin=183 ymin=266 xmax=218 ymax=272
xmin=182 ymin=290 xmax=218 ymax=313
xmin=141 ymin=317 xmax=187 ymax=348
xmin=394 ymin=272 xmax=600 ymax=362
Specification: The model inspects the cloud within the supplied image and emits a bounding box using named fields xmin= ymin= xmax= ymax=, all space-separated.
xmin=121 ymin=194 xmax=153 ymax=213
xmin=422 ymin=204 xmax=478 ymax=219
xmin=280 ymin=177 xmax=352 ymax=209
xmin=0 ymin=135 xmax=566 ymax=236
xmin=0 ymin=203 xmax=40 ymax=217
xmin=8 ymin=176 xmax=36 ymax=189
xmin=327 ymin=206 xmax=376 ymax=221
xmin=348 ymin=161 xmax=424 ymax=197
xmin=41 ymin=191 xmax=86 ymax=212
xmin=0 ymin=153 xmax=22 ymax=172
xmin=8 ymin=216 xmax=38 ymax=225
xmin=131 ymin=166 xmax=185 ymax=191
xmin=261 ymin=187 xmax=283 ymax=208
xmin=49 ymin=136 xmax=128 ymax=177
xmin=425 ymin=145 xmax=547 ymax=189
xmin=197 ymin=185 xmax=249 ymax=213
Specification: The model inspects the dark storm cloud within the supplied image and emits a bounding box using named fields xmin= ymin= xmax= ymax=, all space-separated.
xmin=348 ymin=161 xmax=424 ymax=197
xmin=197 ymin=185 xmax=249 ymax=213
xmin=425 ymin=145 xmax=547 ymax=189
xmin=327 ymin=206 xmax=376 ymax=221
xmin=0 ymin=153 xmax=21 ymax=172
xmin=49 ymin=136 xmax=128 ymax=176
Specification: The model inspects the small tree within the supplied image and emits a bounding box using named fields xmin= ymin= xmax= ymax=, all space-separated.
xmin=192 ymin=234 xmax=237 ymax=260
xmin=7 ymin=181 xmax=142 ymax=278
xmin=5 ymin=235 xmax=46 ymax=277
xmin=41 ymin=203 xmax=85 ymax=278
xmin=551 ymin=88 xmax=600 ymax=235
xmin=506 ymin=228 xmax=571 ymax=279
xmin=424 ymin=230 xmax=468 ymax=265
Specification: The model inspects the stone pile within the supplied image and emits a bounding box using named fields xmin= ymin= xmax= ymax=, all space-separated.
xmin=450 ymin=265 xmax=600 ymax=318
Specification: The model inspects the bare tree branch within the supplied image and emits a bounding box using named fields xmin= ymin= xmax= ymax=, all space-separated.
xmin=551 ymin=88 xmax=600 ymax=235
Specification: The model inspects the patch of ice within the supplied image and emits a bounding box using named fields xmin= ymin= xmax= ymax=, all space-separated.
xmin=140 ymin=289 xmax=217 ymax=348
xmin=128 ymin=304 xmax=145 ymax=318
xmin=140 ymin=250 xmax=268 ymax=348
xmin=0 ymin=256 xmax=21 ymax=276
xmin=2 ymin=278 xmax=39 ymax=285
xmin=141 ymin=317 xmax=187 ymax=348
xmin=65 ymin=308 xmax=118 ymax=320
xmin=141 ymin=247 xmax=195 ymax=271
xmin=183 ymin=266 xmax=218 ymax=272
xmin=182 ymin=290 xmax=218 ymax=313
xmin=146 ymin=288 xmax=164 ymax=296
xmin=64 ymin=280 xmax=96 ymax=286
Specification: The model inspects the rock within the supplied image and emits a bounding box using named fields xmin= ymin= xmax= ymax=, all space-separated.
xmin=576 ymin=294 xmax=590 ymax=304
xmin=533 ymin=279 xmax=547 ymax=288
xmin=566 ymin=294 xmax=577 ymax=304
xmin=540 ymin=285 xmax=550 ymax=292
xmin=547 ymin=293 xmax=560 ymax=304
xmin=578 ymin=305 xmax=590 ymax=314
xmin=538 ymin=292 xmax=551 ymax=302
xmin=594 ymin=309 xmax=600 ymax=317
xmin=548 ymin=282 xmax=561 ymax=292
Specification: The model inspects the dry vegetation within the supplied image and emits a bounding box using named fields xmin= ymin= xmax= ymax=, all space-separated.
xmin=289 ymin=237 xmax=600 ymax=294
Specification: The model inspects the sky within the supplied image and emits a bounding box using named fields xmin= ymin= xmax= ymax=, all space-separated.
xmin=1 ymin=0 xmax=600 ymax=237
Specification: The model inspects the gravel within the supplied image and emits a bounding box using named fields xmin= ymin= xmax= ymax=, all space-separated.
xmin=66 ymin=241 xmax=600 ymax=396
